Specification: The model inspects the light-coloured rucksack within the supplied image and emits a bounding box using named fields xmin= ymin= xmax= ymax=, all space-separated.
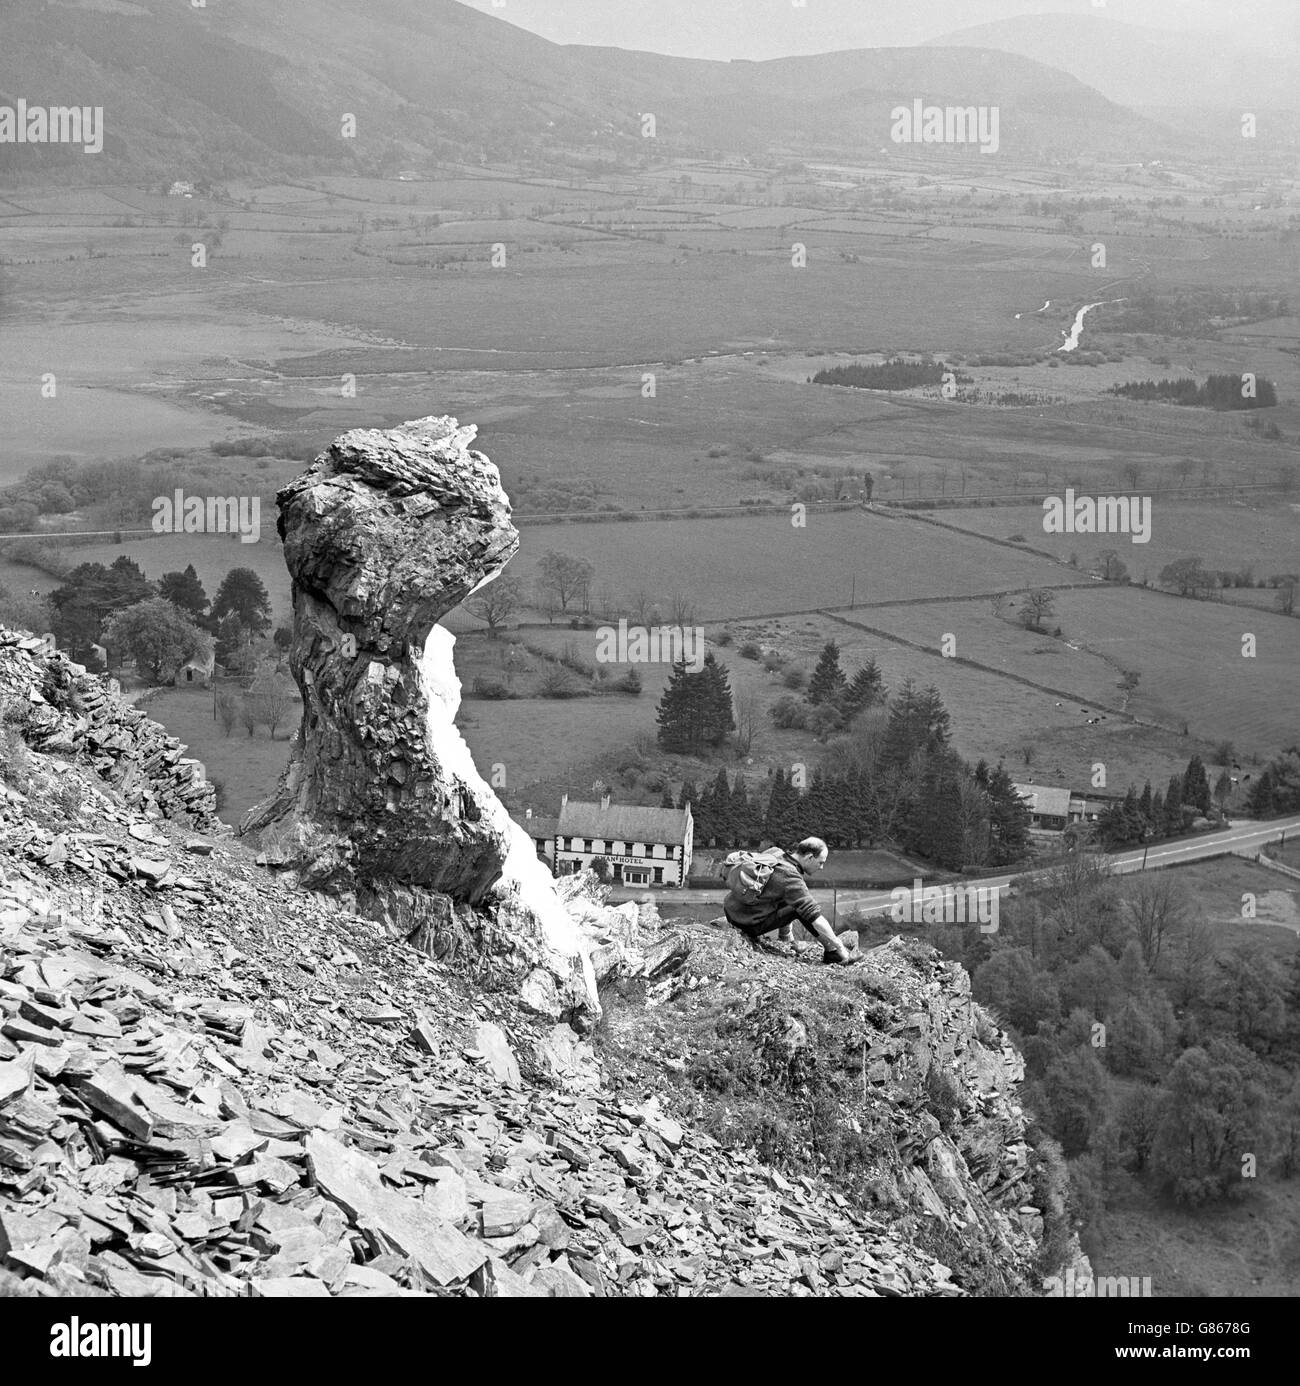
xmin=719 ymin=848 xmax=786 ymax=904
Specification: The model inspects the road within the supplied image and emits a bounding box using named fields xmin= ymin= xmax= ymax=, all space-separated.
xmin=614 ymin=816 xmax=1300 ymax=919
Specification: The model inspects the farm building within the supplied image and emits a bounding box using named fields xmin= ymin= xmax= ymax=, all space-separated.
xmin=515 ymin=795 xmax=693 ymax=887
xmin=1014 ymin=783 xmax=1071 ymax=831
xmin=1015 ymin=783 xmax=1128 ymax=832
xmin=173 ymin=649 xmax=215 ymax=687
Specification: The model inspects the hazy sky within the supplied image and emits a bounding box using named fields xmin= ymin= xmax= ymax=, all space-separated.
xmin=456 ymin=0 xmax=1294 ymax=59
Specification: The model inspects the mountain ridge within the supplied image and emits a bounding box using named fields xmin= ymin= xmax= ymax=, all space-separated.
xmin=0 ymin=0 xmax=1188 ymax=181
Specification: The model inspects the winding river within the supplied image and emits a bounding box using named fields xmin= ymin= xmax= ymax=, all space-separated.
xmin=1057 ymin=297 xmax=1127 ymax=352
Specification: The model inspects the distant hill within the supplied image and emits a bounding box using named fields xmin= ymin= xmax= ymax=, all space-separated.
xmin=924 ymin=12 xmax=1299 ymax=113
xmin=0 ymin=0 xmax=1184 ymax=182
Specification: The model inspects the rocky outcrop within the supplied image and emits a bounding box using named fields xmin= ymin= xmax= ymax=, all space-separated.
xmin=0 ymin=792 xmax=983 ymax=1299
xmin=0 ymin=630 xmax=216 ymax=828
xmin=0 ymin=639 xmax=1078 ymax=1297
xmin=240 ymin=417 xmax=619 ymax=1029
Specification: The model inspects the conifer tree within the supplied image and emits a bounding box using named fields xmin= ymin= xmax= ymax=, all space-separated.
xmin=803 ymin=767 xmax=833 ymax=842
xmin=1122 ymin=785 xmax=1147 ymax=843
xmin=808 ymin=641 xmax=848 ymax=706
xmin=1183 ymin=755 xmax=1211 ymax=815
xmin=730 ymin=775 xmax=761 ymax=847
xmin=763 ymin=768 xmax=799 ymax=845
xmin=842 ymin=659 xmax=883 ymax=716
xmin=655 ymin=658 xmax=704 ymax=753
xmin=158 ymin=564 xmax=210 ymax=623
xmin=1165 ymin=773 xmax=1185 ymax=835
xmin=880 ymin=677 xmax=922 ymax=771
xmin=700 ymin=653 xmax=736 ymax=747
xmin=987 ymin=762 xmax=1031 ymax=864
xmin=916 ymin=758 xmax=966 ymax=869
xmin=703 ymin=769 xmax=733 ymax=847
xmin=844 ymin=767 xmax=877 ymax=848
xmin=916 ymin=685 xmax=953 ymax=752
xmin=1246 ymin=769 xmax=1274 ymax=817
xmin=655 ymin=654 xmax=734 ymax=754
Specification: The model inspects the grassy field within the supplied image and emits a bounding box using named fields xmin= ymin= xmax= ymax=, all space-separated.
xmin=1046 ymin=586 xmax=1300 ymax=753
xmin=3 ymin=162 xmax=1298 ymax=823
xmin=925 ymin=498 xmax=1300 ymax=589
xmin=138 ymin=684 xmax=296 ymax=826
xmin=506 ymin=509 xmax=1079 ymax=620
xmin=725 ymin=610 xmax=1225 ymax=797
xmin=829 ymin=596 xmax=1124 ymax=708
xmin=1149 ymin=857 xmax=1300 ymax=944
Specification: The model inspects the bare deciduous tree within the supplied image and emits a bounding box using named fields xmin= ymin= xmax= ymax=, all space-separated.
xmin=733 ymin=689 xmax=760 ymax=756
xmin=668 ymin=592 xmax=697 ymax=627
xmin=216 ymin=691 xmax=238 ymax=738
xmin=252 ymin=672 xmax=295 ymax=739
xmin=467 ymin=574 xmax=524 ymax=637
xmin=628 ymin=589 xmax=655 ymax=626
xmin=537 ymin=551 xmax=594 ymax=615
xmin=1126 ymin=874 xmax=1189 ymax=969
xmin=1020 ymin=589 xmax=1056 ymax=631
xmin=1095 ymin=549 xmax=1129 ymax=583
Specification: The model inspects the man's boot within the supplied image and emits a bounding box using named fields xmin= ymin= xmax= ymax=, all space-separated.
xmin=808 ymin=914 xmax=857 ymax=964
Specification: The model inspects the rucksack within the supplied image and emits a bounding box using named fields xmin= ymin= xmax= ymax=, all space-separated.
xmin=719 ymin=848 xmax=786 ymax=905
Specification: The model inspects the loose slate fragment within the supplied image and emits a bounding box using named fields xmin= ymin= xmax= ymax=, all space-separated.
xmin=75 ymin=1066 xmax=154 ymax=1142
xmin=305 ymin=1132 xmax=487 ymax=1286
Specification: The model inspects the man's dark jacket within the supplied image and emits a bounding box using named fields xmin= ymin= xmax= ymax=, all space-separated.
xmin=723 ymin=851 xmax=821 ymax=931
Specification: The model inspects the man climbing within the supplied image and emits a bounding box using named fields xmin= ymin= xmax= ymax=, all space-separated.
xmin=721 ymin=836 xmax=861 ymax=965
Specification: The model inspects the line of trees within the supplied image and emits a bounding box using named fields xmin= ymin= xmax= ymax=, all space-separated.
xmin=1094 ymin=756 xmax=1227 ymax=848
xmin=812 ymin=358 xmax=948 ymax=390
xmin=1109 ymin=373 xmax=1278 ymax=410
xmin=661 ymin=671 xmax=1030 ymax=870
xmin=1246 ymin=747 xmax=1300 ymax=816
xmin=25 ymin=558 xmax=280 ymax=686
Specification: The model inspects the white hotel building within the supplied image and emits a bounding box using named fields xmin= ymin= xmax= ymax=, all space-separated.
xmin=515 ymin=794 xmax=693 ymax=888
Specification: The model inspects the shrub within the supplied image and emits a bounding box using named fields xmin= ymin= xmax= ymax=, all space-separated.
xmin=471 ymin=677 xmax=511 ymax=700
xmin=739 ymin=641 xmax=761 ymax=660
xmin=0 ymin=726 xmax=30 ymax=784
xmin=715 ymin=630 xmax=734 ymax=647
xmin=616 ymin=669 xmax=642 ymax=695
xmin=924 ymin=1063 xmax=963 ymax=1131
xmin=539 ymin=668 xmax=582 ymax=699
xmin=782 ymin=668 xmax=806 ymax=690
xmin=770 ymin=695 xmax=807 ymax=730
xmin=0 ymin=696 xmax=31 ymax=730
xmin=50 ymin=775 xmax=81 ymax=820
xmin=761 ymin=651 xmax=785 ymax=672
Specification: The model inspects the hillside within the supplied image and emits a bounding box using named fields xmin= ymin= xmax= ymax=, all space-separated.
xmin=924 ymin=12 xmax=1299 ymax=113
xmin=0 ymin=0 xmax=1178 ymax=181
xmin=0 ymin=416 xmax=1087 ymax=1298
